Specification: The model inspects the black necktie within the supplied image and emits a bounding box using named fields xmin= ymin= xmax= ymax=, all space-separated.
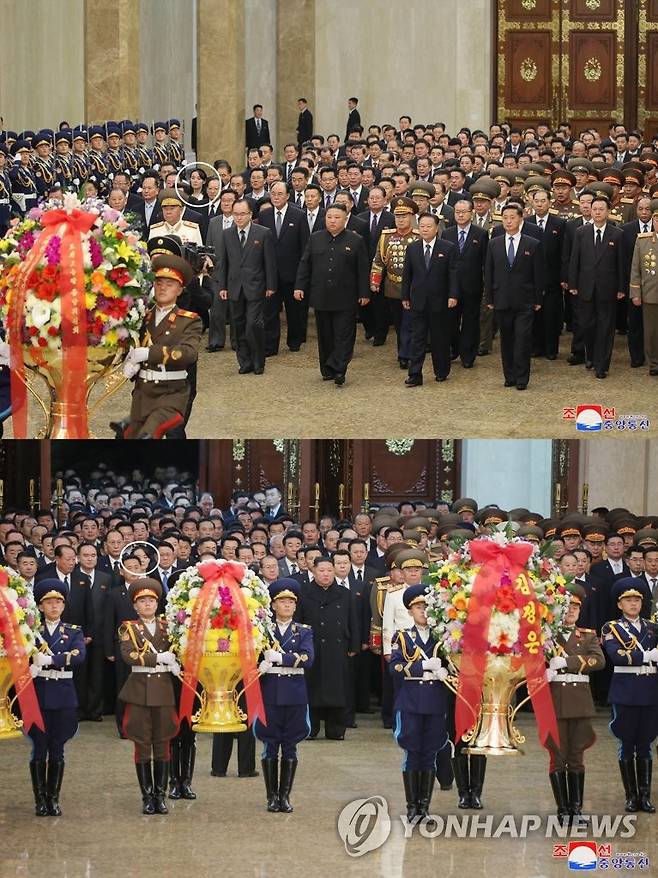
xmin=458 ymin=229 xmax=465 ymax=252
xmin=296 ymin=193 xmax=302 ymax=207
xmin=357 ymin=570 xmax=363 ymax=582
xmin=537 ymin=217 xmax=544 ymax=231
xmin=425 ymin=243 xmax=431 ymax=268
xmin=371 ymin=214 xmax=378 ymax=237
xmin=240 ymin=229 xmax=246 ymax=247
xmin=595 ymin=228 xmax=602 ymax=251
xmin=64 ymin=575 xmax=70 ymax=592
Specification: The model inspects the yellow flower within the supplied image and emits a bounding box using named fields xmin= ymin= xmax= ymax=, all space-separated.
xmin=115 ymin=241 xmax=134 ymax=262
xmin=104 ymin=329 xmax=118 ymax=346
xmin=85 ymin=291 xmax=97 ymax=310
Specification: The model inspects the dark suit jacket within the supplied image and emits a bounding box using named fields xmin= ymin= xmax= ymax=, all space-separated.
xmin=347 ymin=212 xmax=369 ymax=248
xmin=430 ymin=202 xmax=454 ymax=225
xmin=590 ymin=560 xmax=633 ymax=624
xmin=96 ymin=555 xmax=124 ymax=588
xmin=346 ymin=108 xmax=361 ymax=139
xmin=133 ymin=199 xmax=163 ymax=237
xmin=441 ymin=224 xmax=488 ymax=298
xmin=621 ymin=219 xmax=648 ymax=292
xmin=216 ymin=222 xmax=277 ymax=301
xmin=568 ymin=223 xmax=625 ymax=301
xmin=258 ymin=203 xmax=309 ymax=284
xmin=295 ymin=228 xmax=370 ymax=311
xmin=348 ymin=186 xmax=369 ymax=214
xmin=401 ymin=237 xmax=459 ymax=311
xmin=525 ymin=212 xmax=566 ymax=288
xmin=484 ymin=234 xmax=544 ymax=310
xmin=561 ymin=216 xmax=587 ymax=280
xmin=447 ymin=189 xmax=472 ymax=207
xmin=297 ymin=109 xmax=313 ymax=145
xmin=36 ymin=564 xmax=93 ymax=636
xmin=491 ymin=220 xmax=543 ymax=243
xmin=80 ymin=567 xmax=112 ymax=644
xmin=245 ymin=116 xmax=271 ymax=150
xmin=305 ymin=206 xmax=325 ymax=235
xmin=357 ymin=209 xmax=396 ymax=261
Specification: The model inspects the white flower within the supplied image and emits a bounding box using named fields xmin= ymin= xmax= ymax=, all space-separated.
xmin=188 ymin=587 xmax=200 ymax=599
xmin=62 ymin=192 xmax=80 ymax=214
xmin=29 ymin=301 xmax=52 ymax=329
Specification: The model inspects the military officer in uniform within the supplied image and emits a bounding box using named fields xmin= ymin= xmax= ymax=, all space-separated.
xmin=54 ymin=130 xmax=75 ymax=192
xmin=470 ymin=177 xmax=501 ymax=232
xmin=149 ymin=189 xmax=203 ymax=245
xmin=373 ymin=542 xmax=409 ymax=728
xmin=32 ymin=130 xmax=57 ymax=198
xmin=0 ymin=143 xmax=12 ymax=235
xmin=151 ymin=122 xmax=169 ymax=173
xmin=545 ymin=583 xmax=605 ymax=821
xmin=167 ymin=119 xmax=185 ymax=168
xmin=551 ymin=169 xmax=581 ymax=220
xmin=119 ymin=578 xmax=179 ymax=815
xmin=123 ymin=242 xmax=202 ymax=438
xmin=369 ymin=196 xmax=421 ymax=368
xmin=629 ymin=198 xmax=658 ymax=375
xmin=602 ymin=579 xmax=658 ymax=813
xmin=28 ymin=579 xmax=86 ymax=817
xmin=390 ymin=583 xmax=449 ymax=821
xmin=254 ymin=578 xmax=314 ymax=813
xmin=87 ymin=126 xmax=108 ymax=193
xmin=9 ymin=139 xmax=38 ymax=216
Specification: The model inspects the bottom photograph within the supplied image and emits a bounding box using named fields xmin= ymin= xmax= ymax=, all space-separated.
xmin=1 ymin=437 xmax=657 ymax=878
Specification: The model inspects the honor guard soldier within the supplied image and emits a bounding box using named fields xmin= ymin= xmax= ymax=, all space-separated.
xmin=87 ymin=126 xmax=108 ymax=192
xmin=119 ymin=578 xmax=179 ymax=815
xmin=0 ymin=144 xmax=12 ymax=235
xmin=120 ymin=120 xmax=141 ymax=187
xmin=545 ymin=583 xmax=605 ymax=822
xmin=32 ymin=130 xmax=57 ymax=197
xmin=71 ymin=128 xmax=89 ymax=189
xmin=28 ymin=579 xmax=86 ymax=817
xmin=104 ymin=122 xmax=125 ymax=184
xmin=135 ymin=122 xmax=153 ymax=178
xmin=375 ymin=542 xmax=410 ymax=728
xmin=123 ymin=237 xmax=202 ymax=438
xmin=629 ymin=198 xmax=658 ymax=376
xmin=149 ymin=188 xmax=203 ymax=245
xmin=551 ymin=169 xmax=581 ymax=220
xmin=54 ymin=130 xmax=75 ymax=192
xmin=253 ymin=578 xmax=314 ymax=813
xmin=167 ymin=119 xmax=185 ymax=168
xmin=9 ymin=140 xmax=38 ymax=216
xmin=151 ymin=122 xmax=169 ymax=173
xmin=602 ymin=579 xmax=658 ymax=813
xmin=390 ymin=583 xmax=449 ymax=821
xmin=370 ymin=196 xmax=421 ymax=368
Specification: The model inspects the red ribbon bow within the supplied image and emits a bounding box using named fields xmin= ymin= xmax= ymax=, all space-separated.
xmin=9 ymin=206 xmax=97 ymax=438
xmin=0 ymin=571 xmax=44 ymax=733
xmin=455 ymin=540 xmax=559 ymax=748
xmin=179 ymin=560 xmax=265 ymax=726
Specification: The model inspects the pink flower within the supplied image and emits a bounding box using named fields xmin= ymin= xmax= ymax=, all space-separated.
xmin=89 ymin=237 xmax=103 ymax=268
xmin=176 ymin=610 xmax=187 ymax=624
xmin=17 ymin=597 xmax=28 ymax=608
xmin=217 ymin=638 xmax=230 ymax=653
xmin=44 ymin=235 xmax=61 ymax=266
xmin=25 ymin=614 xmax=35 ymax=627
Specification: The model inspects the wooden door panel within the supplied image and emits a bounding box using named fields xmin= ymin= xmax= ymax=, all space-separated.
xmin=568 ymin=0 xmax=616 ymax=22
xmin=505 ymin=0 xmax=553 ymax=20
xmin=505 ymin=31 xmax=553 ymax=107
xmin=568 ymin=31 xmax=617 ymax=109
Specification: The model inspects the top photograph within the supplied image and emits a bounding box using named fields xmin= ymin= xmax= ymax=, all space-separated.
xmin=0 ymin=0 xmax=657 ymax=439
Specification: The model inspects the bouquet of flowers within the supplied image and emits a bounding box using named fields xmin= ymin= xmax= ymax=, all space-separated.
xmin=425 ymin=526 xmax=570 ymax=659
xmin=166 ymin=562 xmax=275 ymax=655
xmin=0 ymin=567 xmax=41 ymax=658
xmin=0 ymin=194 xmax=152 ymax=353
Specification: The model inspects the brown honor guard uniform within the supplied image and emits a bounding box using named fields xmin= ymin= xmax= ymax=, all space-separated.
xmin=629 ymin=199 xmax=658 ymax=375
xmin=119 ymin=578 xmax=179 ymax=815
xmin=126 ymin=240 xmax=202 ymax=438
xmin=546 ymin=582 xmax=605 ymax=821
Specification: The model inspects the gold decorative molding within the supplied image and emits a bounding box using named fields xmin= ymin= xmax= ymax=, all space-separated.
xmin=583 ymin=57 xmax=602 ymax=81
xmin=522 ymin=0 xmax=537 ymax=9
xmin=232 ymin=439 xmax=245 ymax=461
xmin=385 ymin=439 xmax=415 ymax=456
xmin=520 ymin=57 xmax=539 ymax=81
xmin=585 ymin=0 xmax=601 ymax=9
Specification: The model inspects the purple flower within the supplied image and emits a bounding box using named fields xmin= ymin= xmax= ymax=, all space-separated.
xmin=89 ymin=237 xmax=103 ymax=268
xmin=176 ymin=610 xmax=187 ymax=623
xmin=217 ymin=638 xmax=230 ymax=653
xmin=45 ymin=235 xmax=61 ymax=266
xmin=17 ymin=597 xmax=28 ymax=608
xmin=25 ymin=614 xmax=35 ymax=627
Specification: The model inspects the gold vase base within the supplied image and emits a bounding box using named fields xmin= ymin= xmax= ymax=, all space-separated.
xmin=465 ymin=745 xmax=523 ymax=756
xmin=193 ymin=721 xmax=247 ymax=734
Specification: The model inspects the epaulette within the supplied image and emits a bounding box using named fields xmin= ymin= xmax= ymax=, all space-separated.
xmin=637 ymin=232 xmax=653 ymax=239
xmin=182 ymin=220 xmax=199 ymax=227
xmin=297 ymin=623 xmax=311 ymax=629
xmin=577 ymin=627 xmax=596 ymax=634
xmin=150 ymin=221 xmax=165 ymax=229
xmin=63 ymin=623 xmax=79 ymax=630
xmin=571 ymin=199 xmax=579 ymax=205
xmin=175 ymin=308 xmax=198 ymax=319
xmin=388 ymin=583 xmax=405 ymax=593
xmin=548 ymin=208 xmax=560 ymax=215
xmin=381 ymin=228 xmax=396 ymax=235
xmin=621 ymin=197 xmax=635 ymax=204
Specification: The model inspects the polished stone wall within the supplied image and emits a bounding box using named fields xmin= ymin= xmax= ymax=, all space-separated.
xmin=84 ymin=0 xmax=140 ymax=123
xmin=579 ymin=440 xmax=658 ymax=513
xmin=245 ymin=0 xmax=277 ymax=150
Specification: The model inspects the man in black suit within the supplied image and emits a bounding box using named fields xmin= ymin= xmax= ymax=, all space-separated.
xmin=590 ymin=533 xmax=634 ymax=624
xmin=281 ymin=143 xmax=300 ymax=184
xmin=294 ymin=203 xmax=370 ymax=386
xmin=621 ymin=197 xmax=653 ymax=367
xmin=335 ymin=191 xmax=369 ymax=247
xmin=36 ymin=544 xmax=93 ymax=635
xmin=346 ymin=98 xmax=361 ymax=139
xmin=484 ymin=203 xmax=544 ymax=390
xmin=524 ymin=181 xmax=567 ymax=359
xmin=568 ymin=193 xmax=625 ymax=378
xmin=103 ymin=556 xmax=141 ymax=735
xmin=504 ymin=128 xmax=526 ymax=158
xmin=345 ymin=163 xmax=370 ymax=213
xmin=442 ymin=198 xmax=488 ymax=368
xmin=207 ymin=189 xmax=238 ymax=351
xmin=216 ymin=197 xmax=277 ymax=375
xmin=358 ymin=185 xmax=395 ymax=343
xmin=562 ymin=191 xmax=593 ymax=363
xmin=76 ymin=542 xmax=112 ymax=721
xmin=96 ymin=528 xmax=125 ymax=587
xmin=446 ymin=168 xmax=472 ymax=207
xmin=402 ymin=211 xmax=459 ymax=385
xmin=245 ymin=104 xmax=270 ymax=151
xmin=133 ymin=172 xmax=163 ymax=238
xmin=259 ymin=181 xmax=309 ymax=355
xmin=296 ymin=98 xmax=313 ymax=147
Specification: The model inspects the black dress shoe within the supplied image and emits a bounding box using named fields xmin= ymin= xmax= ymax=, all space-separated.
xmin=238 ymin=771 xmax=259 ymax=778
xmin=546 ymin=354 xmax=557 ymax=361
xmin=516 ymin=383 xmax=527 ymax=391
xmin=567 ymin=355 xmax=585 ymax=365
xmin=595 ymin=370 xmax=607 ymax=379
xmin=398 ymin=358 xmax=409 ymax=369
xmin=334 ymin=374 xmax=345 ymax=386
xmin=321 ymin=373 xmax=335 ymax=381
xmin=373 ymin=338 xmax=385 ymax=347
xmin=210 ymin=771 xmax=226 ymax=777
xmin=288 ymin=345 xmax=301 ymax=352
xmin=461 ymin=361 xmax=474 ymax=369
xmin=478 ymin=348 xmax=490 ymax=356
xmin=254 ymin=367 xmax=264 ymax=375
xmin=650 ymin=368 xmax=658 ymax=376
xmin=631 ymin=361 xmax=645 ymax=368
xmin=238 ymin=365 xmax=254 ymax=374
xmin=435 ymin=375 xmax=447 ymax=382
xmin=206 ymin=345 xmax=223 ymax=352
xmin=265 ymin=351 xmax=278 ymax=358
xmin=585 ymin=361 xmax=593 ymax=370
xmin=504 ymin=380 xmax=515 ymax=387
xmin=405 ymin=375 xmax=423 ymax=387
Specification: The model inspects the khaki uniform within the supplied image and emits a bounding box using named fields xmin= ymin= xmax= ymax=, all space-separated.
xmin=370 ymin=228 xmax=421 ymax=300
xmin=550 ymin=198 xmax=581 ymax=221
xmin=149 ymin=218 xmax=203 ymax=246
xmin=630 ymin=231 xmax=658 ymax=369
xmin=128 ymin=304 xmax=202 ymax=438
xmin=119 ymin=617 xmax=178 ymax=760
xmin=547 ymin=627 xmax=605 ymax=771
xmin=369 ymin=575 xmax=390 ymax=654
xmin=620 ymin=197 xmax=640 ymax=224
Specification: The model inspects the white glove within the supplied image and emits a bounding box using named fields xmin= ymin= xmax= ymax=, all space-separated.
xmin=158 ymin=651 xmax=176 ymax=665
xmin=35 ymin=653 xmax=53 ymax=667
xmin=546 ymin=669 xmax=556 ymax=683
xmin=0 ymin=341 xmax=9 ymax=366
xmin=643 ymin=647 xmax=658 ymax=663
xmin=264 ymin=649 xmax=282 ymax=665
xmin=30 ymin=664 xmax=40 ymax=678
xmin=549 ymin=656 xmax=568 ymax=671
xmin=131 ymin=347 xmax=149 ymax=363
xmin=422 ymin=657 xmax=443 ymax=672
xmin=170 ymin=660 xmax=181 ymax=677
xmin=122 ymin=352 xmax=141 ymax=379
xmin=435 ymin=667 xmax=449 ymax=682
xmin=259 ymin=660 xmax=273 ymax=674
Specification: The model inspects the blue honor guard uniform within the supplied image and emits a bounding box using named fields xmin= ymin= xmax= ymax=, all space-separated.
xmin=602 ymin=579 xmax=658 ymax=813
xmin=253 ymin=578 xmax=314 ymax=813
xmin=390 ymin=584 xmax=448 ymax=821
xmin=28 ymin=580 xmax=86 ymax=817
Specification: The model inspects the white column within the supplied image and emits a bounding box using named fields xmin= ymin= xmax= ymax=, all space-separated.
xmin=245 ymin=0 xmax=277 ymax=153
xmin=460 ymin=440 xmax=553 ymax=516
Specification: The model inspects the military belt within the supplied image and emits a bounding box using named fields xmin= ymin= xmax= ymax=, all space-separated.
xmin=38 ymin=669 xmax=73 ymax=680
xmin=131 ymin=664 xmax=171 ymax=674
xmin=265 ymin=667 xmax=304 ymax=676
xmin=554 ymin=673 xmax=588 ymax=683
xmin=0 ymin=198 xmax=8 ymax=205
xmin=614 ymin=666 xmax=657 ymax=675
xmin=138 ymin=368 xmax=188 ymax=382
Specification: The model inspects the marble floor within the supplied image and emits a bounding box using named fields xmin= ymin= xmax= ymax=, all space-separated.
xmin=1 ymin=712 xmax=656 ymax=878
xmin=6 ymin=327 xmax=657 ymax=440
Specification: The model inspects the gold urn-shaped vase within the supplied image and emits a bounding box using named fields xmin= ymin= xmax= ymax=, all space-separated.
xmin=0 ymin=657 xmax=23 ymax=740
xmin=451 ymin=654 xmax=527 ymax=756
xmin=191 ymin=628 xmax=263 ymax=734
xmin=23 ymin=344 xmax=126 ymax=439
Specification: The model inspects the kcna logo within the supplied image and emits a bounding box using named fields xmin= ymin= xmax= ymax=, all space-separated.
xmin=337 ymin=796 xmax=391 ymax=858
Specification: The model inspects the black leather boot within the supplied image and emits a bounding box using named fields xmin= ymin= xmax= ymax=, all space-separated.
xmin=469 ymin=755 xmax=486 ymax=810
xmin=636 ymin=758 xmax=656 ymax=813
xmin=46 ymin=761 xmax=64 ymax=816
xmin=549 ymin=770 xmax=569 ymax=821
xmin=619 ymin=759 xmax=639 ymax=812
xmin=417 ymin=769 xmax=435 ymax=820
xmin=179 ymin=739 xmax=197 ymax=800
xmin=278 ymin=758 xmax=297 ymax=813
xmin=109 ymin=418 xmax=130 ymax=439
xmin=452 ymin=755 xmax=471 ymax=809
xmin=30 ymin=761 xmax=48 ymax=817
xmin=567 ymin=770 xmax=583 ymax=816
xmin=403 ymin=770 xmax=418 ymax=821
xmin=168 ymin=739 xmax=182 ymax=799
xmin=153 ymin=761 xmax=169 ymax=814
xmin=136 ymin=762 xmax=155 ymax=815
xmin=261 ymin=758 xmax=280 ymax=812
